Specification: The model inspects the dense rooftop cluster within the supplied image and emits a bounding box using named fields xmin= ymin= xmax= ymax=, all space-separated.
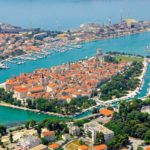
xmin=5 ymin=56 xmax=128 ymax=102
xmin=0 ymin=33 xmax=43 ymax=60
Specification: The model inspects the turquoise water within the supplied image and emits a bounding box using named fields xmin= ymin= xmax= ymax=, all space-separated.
xmin=0 ymin=106 xmax=70 ymax=127
xmin=74 ymin=105 xmax=104 ymax=119
xmin=136 ymin=64 xmax=150 ymax=98
xmin=0 ymin=0 xmax=150 ymax=30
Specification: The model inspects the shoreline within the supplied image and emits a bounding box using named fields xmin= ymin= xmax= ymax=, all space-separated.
xmin=0 ymin=101 xmax=70 ymax=118
xmin=0 ymin=28 xmax=150 ymax=67
xmin=104 ymin=57 xmax=148 ymax=105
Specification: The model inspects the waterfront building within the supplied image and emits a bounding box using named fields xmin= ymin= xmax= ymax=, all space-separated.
xmin=13 ymin=86 xmax=28 ymax=100
xmin=84 ymin=121 xmax=114 ymax=143
xmin=124 ymin=19 xmax=138 ymax=28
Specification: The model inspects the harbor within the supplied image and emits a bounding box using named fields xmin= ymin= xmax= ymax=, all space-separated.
xmin=0 ymin=44 xmax=83 ymax=69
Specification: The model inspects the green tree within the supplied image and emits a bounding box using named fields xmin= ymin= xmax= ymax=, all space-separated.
xmin=41 ymin=137 xmax=48 ymax=145
xmin=95 ymin=132 xmax=105 ymax=145
xmin=25 ymin=121 xmax=30 ymax=129
xmin=144 ymin=129 xmax=150 ymax=144
xmin=35 ymin=125 xmax=42 ymax=137
xmin=92 ymin=108 xmax=99 ymax=114
xmin=30 ymin=120 xmax=36 ymax=128
xmin=79 ymin=140 xmax=85 ymax=145
xmin=9 ymin=133 xmax=13 ymax=143
xmin=108 ymin=134 xmax=129 ymax=150
xmin=0 ymin=125 xmax=7 ymax=136
xmin=137 ymin=146 xmax=143 ymax=150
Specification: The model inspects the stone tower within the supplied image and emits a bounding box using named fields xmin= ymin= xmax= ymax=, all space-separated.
xmin=96 ymin=48 xmax=104 ymax=66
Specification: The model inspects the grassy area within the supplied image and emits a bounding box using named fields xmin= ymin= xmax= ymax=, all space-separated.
xmin=117 ymin=55 xmax=144 ymax=62
xmin=65 ymin=140 xmax=80 ymax=150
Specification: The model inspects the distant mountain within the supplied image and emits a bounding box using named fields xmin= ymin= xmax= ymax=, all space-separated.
xmin=0 ymin=22 xmax=21 ymax=30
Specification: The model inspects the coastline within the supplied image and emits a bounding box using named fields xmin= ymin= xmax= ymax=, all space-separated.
xmin=0 ymin=101 xmax=70 ymax=119
xmin=80 ymin=28 xmax=150 ymax=44
xmin=104 ymin=57 xmax=148 ymax=105
xmin=0 ymin=28 xmax=150 ymax=67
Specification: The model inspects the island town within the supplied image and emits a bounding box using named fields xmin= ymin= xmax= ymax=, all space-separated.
xmin=3 ymin=49 xmax=128 ymax=103
xmin=0 ymin=19 xmax=150 ymax=69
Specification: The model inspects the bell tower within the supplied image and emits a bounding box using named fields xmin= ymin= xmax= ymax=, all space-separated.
xmin=96 ymin=48 xmax=104 ymax=66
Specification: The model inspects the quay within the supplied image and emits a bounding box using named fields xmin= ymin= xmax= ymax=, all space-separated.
xmin=103 ymin=58 xmax=148 ymax=105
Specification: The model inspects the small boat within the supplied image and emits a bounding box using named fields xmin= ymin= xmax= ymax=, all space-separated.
xmin=145 ymin=44 xmax=150 ymax=52
xmin=17 ymin=61 xmax=25 ymax=65
xmin=0 ymin=63 xmax=9 ymax=69
xmin=36 ymin=55 xmax=44 ymax=59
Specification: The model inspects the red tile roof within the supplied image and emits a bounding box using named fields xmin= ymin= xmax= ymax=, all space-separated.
xmin=146 ymin=147 xmax=150 ymax=150
xmin=94 ymin=144 xmax=107 ymax=150
xmin=49 ymin=143 xmax=60 ymax=149
xmin=14 ymin=86 xmax=28 ymax=93
xmin=42 ymin=131 xmax=55 ymax=137
xmin=78 ymin=145 xmax=88 ymax=150
xmin=99 ymin=109 xmax=113 ymax=116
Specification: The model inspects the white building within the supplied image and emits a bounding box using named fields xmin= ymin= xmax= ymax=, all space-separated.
xmin=84 ymin=121 xmax=114 ymax=143
xmin=69 ymin=125 xmax=80 ymax=136
xmin=68 ymin=122 xmax=80 ymax=136
xmin=13 ymin=87 xmax=28 ymax=100
xmin=18 ymin=135 xmax=41 ymax=150
xmin=62 ymin=134 xmax=71 ymax=141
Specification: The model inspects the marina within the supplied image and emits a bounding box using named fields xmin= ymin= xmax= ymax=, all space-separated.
xmin=0 ymin=44 xmax=83 ymax=70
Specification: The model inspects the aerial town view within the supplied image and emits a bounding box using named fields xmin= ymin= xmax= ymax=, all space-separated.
xmin=0 ymin=0 xmax=150 ymax=150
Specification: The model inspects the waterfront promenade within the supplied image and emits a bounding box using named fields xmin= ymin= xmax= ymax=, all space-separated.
xmin=103 ymin=58 xmax=148 ymax=105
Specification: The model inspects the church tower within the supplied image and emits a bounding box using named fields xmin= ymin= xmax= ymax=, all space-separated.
xmin=96 ymin=48 xmax=104 ymax=66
